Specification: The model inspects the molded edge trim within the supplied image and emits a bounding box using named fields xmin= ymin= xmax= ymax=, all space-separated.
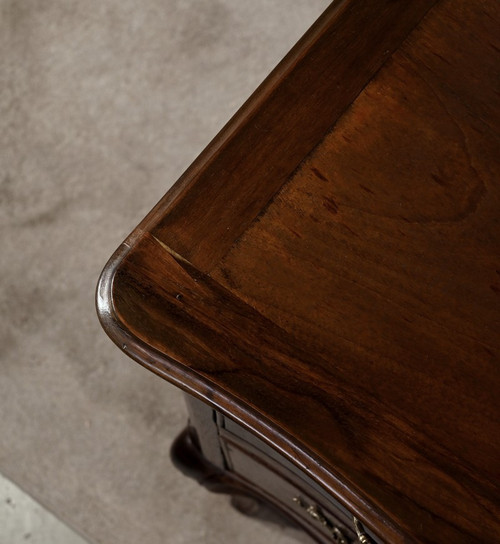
xmin=128 ymin=0 xmax=439 ymax=271
xmin=96 ymin=241 xmax=404 ymax=544
xmin=95 ymin=1 xmax=444 ymax=541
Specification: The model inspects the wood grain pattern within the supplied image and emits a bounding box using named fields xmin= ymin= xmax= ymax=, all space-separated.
xmin=212 ymin=1 xmax=500 ymax=540
xmin=97 ymin=0 xmax=500 ymax=542
xmin=140 ymin=0 xmax=438 ymax=271
xmin=99 ymin=232 xmax=403 ymax=542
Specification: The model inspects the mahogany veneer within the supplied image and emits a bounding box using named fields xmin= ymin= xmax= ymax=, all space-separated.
xmin=97 ymin=1 xmax=500 ymax=542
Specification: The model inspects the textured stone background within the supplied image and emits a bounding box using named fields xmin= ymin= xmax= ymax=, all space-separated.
xmin=0 ymin=1 xmax=330 ymax=543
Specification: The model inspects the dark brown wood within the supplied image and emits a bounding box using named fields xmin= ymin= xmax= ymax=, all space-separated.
xmin=97 ymin=1 xmax=500 ymax=543
xmin=220 ymin=429 xmax=359 ymax=543
xmin=136 ymin=0 xmax=438 ymax=271
xmin=170 ymin=426 xmax=325 ymax=543
xmin=183 ymin=393 xmax=224 ymax=468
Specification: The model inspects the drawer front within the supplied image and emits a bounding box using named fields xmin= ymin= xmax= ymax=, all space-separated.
xmin=222 ymin=417 xmax=356 ymax=514
xmin=221 ymin=433 xmax=360 ymax=544
xmin=219 ymin=417 xmax=381 ymax=544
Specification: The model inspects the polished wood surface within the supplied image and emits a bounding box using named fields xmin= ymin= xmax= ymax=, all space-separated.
xmin=97 ymin=1 xmax=500 ymax=542
xmin=138 ymin=0 xmax=438 ymax=270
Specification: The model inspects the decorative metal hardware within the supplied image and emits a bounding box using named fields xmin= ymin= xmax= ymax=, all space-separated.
xmin=293 ymin=496 xmax=349 ymax=543
xmin=353 ymin=517 xmax=375 ymax=544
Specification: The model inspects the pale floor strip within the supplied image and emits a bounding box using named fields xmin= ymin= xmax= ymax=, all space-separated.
xmin=0 ymin=474 xmax=91 ymax=544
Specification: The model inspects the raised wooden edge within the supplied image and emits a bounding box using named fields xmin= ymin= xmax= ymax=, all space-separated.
xmin=96 ymin=241 xmax=404 ymax=543
xmin=128 ymin=0 xmax=438 ymax=272
xmin=95 ymin=2 xmax=446 ymax=541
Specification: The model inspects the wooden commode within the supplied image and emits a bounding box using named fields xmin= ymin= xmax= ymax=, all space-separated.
xmin=97 ymin=1 xmax=500 ymax=542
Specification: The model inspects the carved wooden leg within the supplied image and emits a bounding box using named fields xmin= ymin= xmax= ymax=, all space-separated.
xmin=170 ymin=426 xmax=301 ymax=529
